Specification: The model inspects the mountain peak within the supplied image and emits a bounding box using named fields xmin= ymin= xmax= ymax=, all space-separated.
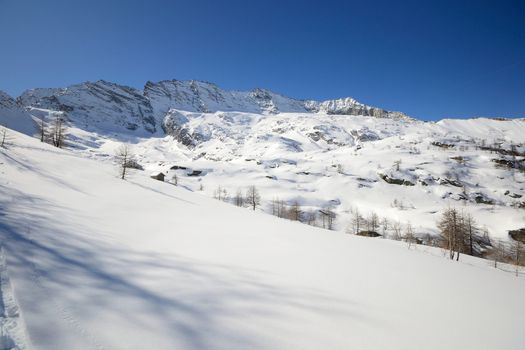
xmin=14 ymin=79 xmax=412 ymax=136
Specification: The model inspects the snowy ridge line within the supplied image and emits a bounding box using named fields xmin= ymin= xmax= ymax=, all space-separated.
xmin=5 ymin=79 xmax=412 ymax=137
xmin=0 ymin=246 xmax=30 ymax=350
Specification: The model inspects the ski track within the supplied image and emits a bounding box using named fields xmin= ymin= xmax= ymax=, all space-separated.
xmin=0 ymin=247 xmax=29 ymax=350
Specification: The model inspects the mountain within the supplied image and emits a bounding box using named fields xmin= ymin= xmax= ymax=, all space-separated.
xmin=143 ymin=79 xmax=408 ymax=119
xmin=15 ymin=79 xmax=410 ymax=136
xmin=3 ymin=79 xmax=525 ymax=243
xmin=17 ymin=80 xmax=157 ymax=135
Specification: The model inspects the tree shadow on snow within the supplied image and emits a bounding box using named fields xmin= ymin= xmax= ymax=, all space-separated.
xmin=0 ymin=185 xmax=374 ymax=349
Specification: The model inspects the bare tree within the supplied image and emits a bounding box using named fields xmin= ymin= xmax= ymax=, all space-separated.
xmin=221 ymin=188 xmax=229 ymax=202
xmin=213 ymin=185 xmax=223 ymax=200
xmin=235 ymin=189 xmax=245 ymax=207
xmin=351 ymin=208 xmax=363 ymax=234
xmin=492 ymin=239 xmax=507 ymax=269
xmin=270 ymin=197 xmax=287 ymax=218
xmin=289 ymin=201 xmax=302 ymax=221
xmin=271 ymin=197 xmax=279 ymax=216
xmin=35 ymin=116 xmax=47 ymax=142
xmin=246 ymin=185 xmax=261 ymax=211
xmin=394 ymin=159 xmax=402 ymax=171
xmin=50 ymin=114 xmax=67 ymax=148
xmin=404 ymin=222 xmax=415 ymax=249
xmin=170 ymin=173 xmax=178 ymax=186
xmin=305 ymin=210 xmax=317 ymax=226
xmin=380 ymin=217 xmax=389 ymax=238
xmin=115 ymin=144 xmax=133 ymax=180
xmin=0 ymin=126 xmax=9 ymax=148
xmin=437 ymin=207 xmax=465 ymax=260
xmin=277 ymin=199 xmax=287 ymax=218
xmin=319 ymin=206 xmax=336 ymax=230
xmin=464 ymin=213 xmax=478 ymax=256
xmin=392 ymin=221 xmax=402 ymax=240
xmin=510 ymin=239 xmax=522 ymax=276
xmin=368 ymin=212 xmax=379 ymax=232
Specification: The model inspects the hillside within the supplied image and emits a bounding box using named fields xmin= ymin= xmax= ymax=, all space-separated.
xmin=1 ymin=80 xmax=524 ymax=243
xmin=1 ymin=129 xmax=524 ymax=349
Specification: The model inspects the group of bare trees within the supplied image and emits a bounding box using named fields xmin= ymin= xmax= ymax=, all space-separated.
xmin=437 ymin=208 xmax=485 ymax=261
xmin=490 ymin=236 xmax=523 ymax=275
xmin=214 ymin=188 xmax=338 ymax=229
xmin=217 ymin=185 xmax=261 ymax=210
xmin=437 ymin=207 xmax=523 ymax=274
xmin=348 ymin=209 xmax=384 ymax=235
xmin=269 ymin=197 xmax=336 ymax=230
xmin=36 ymin=114 xmax=67 ymax=148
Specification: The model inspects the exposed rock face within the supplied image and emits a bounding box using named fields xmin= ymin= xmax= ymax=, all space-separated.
xmin=473 ymin=192 xmax=494 ymax=205
xmin=18 ymin=80 xmax=157 ymax=134
xmin=509 ymin=228 xmax=525 ymax=243
xmin=17 ymin=79 xmax=412 ymax=137
xmin=144 ymin=80 xmax=310 ymax=116
xmin=356 ymin=230 xmax=382 ymax=237
xmin=162 ymin=110 xmax=206 ymax=147
xmin=307 ymin=97 xmax=407 ymax=119
xmin=0 ymin=91 xmax=20 ymax=110
xmin=379 ymin=174 xmax=415 ymax=186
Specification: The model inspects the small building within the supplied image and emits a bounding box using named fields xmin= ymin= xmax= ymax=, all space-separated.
xmin=150 ymin=172 xmax=165 ymax=181
xmin=187 ymin=170 xmax=202 ymax=177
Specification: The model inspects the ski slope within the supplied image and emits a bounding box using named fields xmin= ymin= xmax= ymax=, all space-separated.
xmin=1 ymin=129 xmax=524 ymax=349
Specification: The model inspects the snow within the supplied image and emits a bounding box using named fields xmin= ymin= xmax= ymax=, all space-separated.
xmin=3 ymin=80 xmax=524 ymax=240
xmin=0 ymin=91 xmax=34 ymax=136
xmin=0 ymin=129 xmax=524 ymax=349
xmin=56 ymin=111 xmax=525 ymax=241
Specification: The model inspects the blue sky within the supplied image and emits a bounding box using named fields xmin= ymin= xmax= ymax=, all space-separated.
xmin=0 ymin=0 xmax=524 ymax=120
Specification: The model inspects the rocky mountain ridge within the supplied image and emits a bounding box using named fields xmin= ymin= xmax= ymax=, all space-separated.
xmin=5 ymin=79 xmax=411 ymax=135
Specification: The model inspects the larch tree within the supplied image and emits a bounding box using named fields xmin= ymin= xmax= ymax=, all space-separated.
xmin=214 ymin=185 xmax=223 ymax=200
xmin=246 ymin=185 xmax=261 ymax=211
xmin=464 ymin=213 xmax=478 ymax=256
xmin=404 ymin=222 xmax=415 ymax=249
xmin=510 ymin=239 xmax=522 ymax=276
xmin=289 ymin=201 xmax=302 ymax=221
xmin=368 ymin=212 xmax=379 ymax=232
xmin=115 ymin=144 xmax=133 ymax=180
xmin=50 ymin=114 xmax=67 ymax=148
xmin=35 ymin=116 xmax=47 ymax=142
xmin=437 ymin=208 xmax=467 ymax=261
xmin=380 ymin=217 xmax=389 ymax=238
xmin=392 ymin=221 xmax=402 ymax=240
xmin=0 ymin=126 xmax=9 ymax=148
xmin=319 ymin=206 xmax=336 ymax=230
xmin=235 ymin=189 xmax=244 ymax=207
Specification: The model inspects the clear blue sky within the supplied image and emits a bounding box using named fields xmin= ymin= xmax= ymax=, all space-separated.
xmin=1 ymin=0 xmax=524 ymax=120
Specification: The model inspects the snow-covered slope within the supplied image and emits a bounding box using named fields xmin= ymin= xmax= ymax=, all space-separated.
xmin=6 ymin=79 xmax=525 ymax=241
xmin=0 ymin=91 xmax=34 ymax=135
xmin=60 ymin=111 xmax=525 ymax=241
xmin=1 ymin=130 xmax=524 ymax=350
